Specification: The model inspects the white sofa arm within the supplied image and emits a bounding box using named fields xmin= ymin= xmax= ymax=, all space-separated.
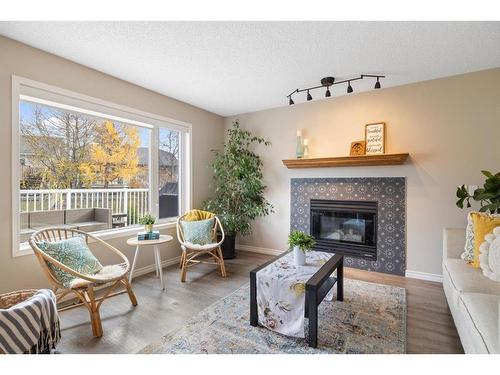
xmin=443 ymin=228 xmax=466 ymax=260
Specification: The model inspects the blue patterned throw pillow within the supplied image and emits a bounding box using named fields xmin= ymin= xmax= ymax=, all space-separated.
xmin=38 ymin=236 xmax=103 ymax=288
xmin=180 ymin=218 xmax=214 ymax=245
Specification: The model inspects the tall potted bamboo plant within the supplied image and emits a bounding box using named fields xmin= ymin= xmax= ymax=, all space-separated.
xmin=204 ymin=120 xmax=274 ymax=258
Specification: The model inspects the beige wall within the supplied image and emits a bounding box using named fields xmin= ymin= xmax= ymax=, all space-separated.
xmin=0 ymin=36 xmax=224 ymax=293
xmin=226 ymin=68 xmax=500 ymax=277
xmin=0 ymin=35 xmax=498 ymax=291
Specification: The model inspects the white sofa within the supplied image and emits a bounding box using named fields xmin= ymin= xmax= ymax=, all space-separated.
xmin=443 ymin=228 xmax=500 ymax=353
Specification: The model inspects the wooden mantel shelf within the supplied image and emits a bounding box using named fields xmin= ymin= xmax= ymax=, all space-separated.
xmin=282 ymin=153 xmax=410 ymax=169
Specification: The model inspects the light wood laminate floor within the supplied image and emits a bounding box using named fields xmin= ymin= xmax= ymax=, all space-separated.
xmin=57 ymin=251 xmax=463 ymax=354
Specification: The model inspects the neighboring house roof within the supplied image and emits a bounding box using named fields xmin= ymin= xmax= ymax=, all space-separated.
xmin=159 ymin=182 xmax=178 ymax=195
xmin=137 ymin=147 xmax=178 ymax=167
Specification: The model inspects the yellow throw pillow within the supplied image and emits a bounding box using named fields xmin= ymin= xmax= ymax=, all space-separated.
xmin=183 ymin=209 xmax=215 ymax=221
xmin=472 ymin=212 xmax=500 ymax=268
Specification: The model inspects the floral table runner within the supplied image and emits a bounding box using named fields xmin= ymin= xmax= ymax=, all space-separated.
xmin=256 ymin=250 xmax=336 ymax=338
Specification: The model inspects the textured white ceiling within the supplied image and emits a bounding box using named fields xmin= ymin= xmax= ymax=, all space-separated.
xmin=1 ymin=21 xmax=499 ymax=116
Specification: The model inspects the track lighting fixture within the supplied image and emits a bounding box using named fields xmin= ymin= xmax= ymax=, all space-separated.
xmin=347 ymin=81 xmax=353 ymax=94
xmin=287 ymin=74 xmax=385 ymax=105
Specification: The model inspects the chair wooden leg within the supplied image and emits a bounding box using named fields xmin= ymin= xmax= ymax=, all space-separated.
xmin=179 ymin=250 xmax=186 ymax=269
xmin=122 ymin=278 xmax=138 ymax=306
xmin=216 ymin=247 xmax=227 ymax=277
xmin=86 ymin=286 xmax=103 ymax=337
xmin=180 ymin=251 xmax=188 ymax=282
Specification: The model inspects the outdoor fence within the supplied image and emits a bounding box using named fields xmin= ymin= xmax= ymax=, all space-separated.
xmin=20 ymin=188 xmax=150 ymax=225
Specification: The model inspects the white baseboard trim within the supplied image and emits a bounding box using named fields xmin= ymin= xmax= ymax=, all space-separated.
xmin=130 ymin=255 xmax=182 ymax=280
xmin=236 ymin=244 xmax=284 ymax=256
xmin=405 ymin=270 xmax=443 ymax=283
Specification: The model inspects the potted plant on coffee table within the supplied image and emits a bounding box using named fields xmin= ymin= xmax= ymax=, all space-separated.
xmin=288 ymin=230 xmax=316 ymax=266
xmin=204 ymin=120 xmax=274 ymax=259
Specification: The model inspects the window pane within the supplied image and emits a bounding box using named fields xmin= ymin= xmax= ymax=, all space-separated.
xmin=158 ymin=128 xmax=180 ymax=218
xmin=19 ymin=100 xmax=150 ymax=243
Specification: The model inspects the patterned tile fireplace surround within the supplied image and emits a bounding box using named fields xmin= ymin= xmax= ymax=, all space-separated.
xmin=290 ymin=178 xmax=406 ymax=276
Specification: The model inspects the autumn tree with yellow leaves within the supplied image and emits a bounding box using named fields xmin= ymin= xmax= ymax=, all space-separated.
xmin=79 ymin=121 xmax=140 ymax=188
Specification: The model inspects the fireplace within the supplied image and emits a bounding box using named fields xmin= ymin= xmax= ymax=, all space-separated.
xmin=310 ymin=199 xmax=378 ymax=260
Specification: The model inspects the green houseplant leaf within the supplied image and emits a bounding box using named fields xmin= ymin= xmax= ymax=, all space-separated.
xmin=138 ymin=213 xmax=156 ymax=225
xmin=204 ymin=120 xmax=274 ymax=235
xmin=456 ymin=171 xmax=500 ymax=214
xmin=287 ymin=230 xmax=316 ymax=253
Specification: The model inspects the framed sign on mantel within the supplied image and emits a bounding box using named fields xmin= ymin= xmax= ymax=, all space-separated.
xmin=365 ymin=122 xmax=386 ymax=155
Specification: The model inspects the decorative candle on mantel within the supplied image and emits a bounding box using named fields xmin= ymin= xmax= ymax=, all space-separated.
xmin=303 ymin=138 xmax=310 ymax=158
xmin=295 ymin=130 xmax=304 ymax=159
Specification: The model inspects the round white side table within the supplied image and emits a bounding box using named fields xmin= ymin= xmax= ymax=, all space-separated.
xmin=127 ymin=235 xmax=173 ymax=290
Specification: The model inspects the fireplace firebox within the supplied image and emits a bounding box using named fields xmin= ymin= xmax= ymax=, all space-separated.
xmin=310 ymin=199 xmax=377 ymax=260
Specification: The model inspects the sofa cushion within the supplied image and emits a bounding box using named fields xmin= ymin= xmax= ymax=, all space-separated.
xmin=462 ymin=212 xmax=475 ymax=263
xmin=459 ymin=293 xmax=500 ymax=354
xmin=65 ymin=208 xmax=95 ymax=224
xmin=75 ymin=222 xmax=109 ymax=233
xmin=471 ymin=212 xmax=500 ymax=268
xmin=30 ymin=210 xmax=65 ymax=228
xmin=443 ymin=259 xmax=500 ymax=307
xmin=460 ymin=212 xmax=500 ymax=264
xmin=479 ymin=227 xmax=500 ymax=281
xmin=443 ymin=228 xmax=466 ymax=260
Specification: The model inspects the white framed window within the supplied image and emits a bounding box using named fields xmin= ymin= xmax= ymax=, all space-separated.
xmin=12 ymin=75 xmax=192 ymax=257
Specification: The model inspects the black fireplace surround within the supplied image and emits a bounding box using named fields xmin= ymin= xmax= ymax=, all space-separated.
xmin=310 ymin=199 xmax=378 ymax=260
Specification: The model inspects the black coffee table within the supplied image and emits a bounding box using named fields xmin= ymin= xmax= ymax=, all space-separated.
xmin=250 ymin=251 xmax=344 ymax=348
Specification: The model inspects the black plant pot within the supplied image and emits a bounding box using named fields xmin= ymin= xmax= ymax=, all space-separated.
xmin=219 ymin=233 xmax=236 ymax=259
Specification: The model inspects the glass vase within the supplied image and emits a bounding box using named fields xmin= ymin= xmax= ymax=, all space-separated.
xmin=295 ymin=136 xmax=304 ymax=159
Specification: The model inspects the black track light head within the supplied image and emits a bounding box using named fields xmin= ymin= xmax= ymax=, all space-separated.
xmin=347 ymin=81 xmax=353 ymax=94
xmin=287 ymin=74 xmax=384 ymax=103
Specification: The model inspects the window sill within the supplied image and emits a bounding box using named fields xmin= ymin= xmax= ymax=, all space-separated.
xmin=14 ymin=219 xmax=178 ymax=258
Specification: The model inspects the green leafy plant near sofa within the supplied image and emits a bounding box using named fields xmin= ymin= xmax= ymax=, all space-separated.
xmin=456 ymin=170 xmax=500 ymax=214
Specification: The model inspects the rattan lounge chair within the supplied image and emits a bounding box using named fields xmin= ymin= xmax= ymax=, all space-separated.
xmin=29 ymin=228 xmax=137 ymax=337
xmin=176 ymin=211 xmax=227 ymax=282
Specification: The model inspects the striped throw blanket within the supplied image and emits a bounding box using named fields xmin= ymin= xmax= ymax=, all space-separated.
xmin=0 ymin=289 xmax=61 ymax=354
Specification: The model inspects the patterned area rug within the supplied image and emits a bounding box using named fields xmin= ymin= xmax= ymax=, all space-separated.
xmin=139 ymin=279 xmax=406 ymax=354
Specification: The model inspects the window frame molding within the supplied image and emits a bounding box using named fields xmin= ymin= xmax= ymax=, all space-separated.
xmin=12 ymin=75 xmax=192 ymax=257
